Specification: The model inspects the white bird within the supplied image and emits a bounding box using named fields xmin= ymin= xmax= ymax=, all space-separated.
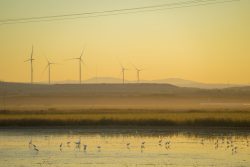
xmin=75 ymin=139 xmax=81 ymax=145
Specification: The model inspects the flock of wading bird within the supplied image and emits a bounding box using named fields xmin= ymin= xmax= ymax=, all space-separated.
xmin=24 ymin=46 xmax=144 ymax=85
xmin=27 ymin=135 xmax=249 ymax=155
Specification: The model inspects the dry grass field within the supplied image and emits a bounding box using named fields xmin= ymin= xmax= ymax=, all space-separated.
xmin=1 ymin=83 xmax=250 ymax=127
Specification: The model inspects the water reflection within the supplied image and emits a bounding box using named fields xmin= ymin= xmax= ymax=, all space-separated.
xmin=0 ymin=128 xmax=249 ymax=167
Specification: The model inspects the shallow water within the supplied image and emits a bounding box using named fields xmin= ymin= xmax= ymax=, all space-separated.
xmin=0 ymin=128 xmax=249 ymax=167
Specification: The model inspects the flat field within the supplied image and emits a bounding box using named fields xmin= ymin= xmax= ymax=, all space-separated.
xmin=1 ymin=83 xmax=250 ymax=127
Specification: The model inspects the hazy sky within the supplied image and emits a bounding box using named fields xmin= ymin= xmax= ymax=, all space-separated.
xmin=0 ymin=0 xmax=249 ymax=83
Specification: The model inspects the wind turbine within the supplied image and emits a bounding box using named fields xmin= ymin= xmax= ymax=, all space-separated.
xmin=44 ymin=58 xmax=56 ymax=84
xmin=136 ymin=68 xmax=143 ymax=83
xmin=132 ymin=64 xmax=143 ymax=83
xmin=71 ymin=49 xmax=85 ymax=84
xmin=120 ymin=64 xmax=128 ymax=84
xmin=24 ymin=46 xmax=34 ymax=84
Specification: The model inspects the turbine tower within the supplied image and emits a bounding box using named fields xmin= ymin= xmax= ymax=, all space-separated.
xmin=24 ymin=46 xmax=34 ymax=84
xmin=132 ymin=64 xmax=143 ymax=83
xmin=120 ymin=65 xmax=128 ymax=84
xmin=73 ymin=49 xmax=84 ymax=84
xmin=44 ymin=59 xmax=56 ymax=84
xmin=135 ymin=68 xmax=142 ymax=83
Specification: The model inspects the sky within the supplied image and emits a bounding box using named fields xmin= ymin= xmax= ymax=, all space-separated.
xmin=0 ymin=0 xmax=249 ymax=84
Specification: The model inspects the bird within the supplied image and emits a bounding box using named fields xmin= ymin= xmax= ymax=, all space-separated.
xmin=74 ymin=139 xmax=81 ymax=150
xmin=126 ymin=143 xmax=130 ymax=147
xmin=141 ymin=144 xmax=145 ymax=153
xmin=159 ymin=139 xmax=162 ymax=145
xmin=221 ymin=138 xmax=225 ymax=144
xmin=75 ymin=138 xmax=81 ymax=149
xmin=29 ymin=139 xmax=32 ymax=145
xmin=141 ymin=142 xmax=145 ymax=149
xmin=60 ymin=143 xmax=63 ymax=151
xmin=97 ymin=146 xmax=101 ymax=152
xmin=232 ymin=146 xmax=237 ymax=154
xmin=75 ymin=139 xmax=81 ymax=145
xmin=83 ymin=144 xmax=87 ymax=151
xmin=28 ymin=139 xmax=33 ymax=148
xmin=165 ymin=145 xmax=170 ymax=150
xmin=67 ymin=141 xmax=71 ymax=146
xmin=201 ymin=139 xmax=204 ymax=145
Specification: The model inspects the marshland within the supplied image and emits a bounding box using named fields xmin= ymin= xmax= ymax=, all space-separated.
xmin=0 ymin=127 xmax=249 ymax=167
xmin=0 ymin=83 xmax=250 ymax=127
xmin=1 ymin=108 xmax=250 ymax=127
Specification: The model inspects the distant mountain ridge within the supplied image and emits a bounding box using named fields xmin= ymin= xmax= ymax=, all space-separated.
xmin=152 ymin=78 xmax=244 ymax=89
xmin=51 ymin=77 xmax=245 ymax=89
xmin=1 ymin=81 xmax=250 ymax=110
xmin=1 ymin=77 xmax=247 ymax=89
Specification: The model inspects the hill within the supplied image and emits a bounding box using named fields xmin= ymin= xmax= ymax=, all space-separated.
xmin=0 ymin=82 xmax=250 ymax=110
xmin=53 ymin=77 xmax=245 ymax=89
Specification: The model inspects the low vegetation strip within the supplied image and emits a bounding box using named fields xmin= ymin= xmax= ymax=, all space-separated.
xmin=0 ymin=118 xmax=250 ymax=127
xmin=0 ymin=109 xmax=250 ymax=127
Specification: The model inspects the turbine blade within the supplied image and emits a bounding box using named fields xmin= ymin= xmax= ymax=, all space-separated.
xmin=64 ymin=58 xmax=78 ymax=61
xmin=116 ymin=57 xmax=123 ymax=68
xmin=45 ymin=56 xmax=49 ymax=63
xmin=131 ymin=63 xmax=137 ymax=70
xmin=81 ymin=59 xmax=85 ymax=64
xmin=119 ymin=62 xmax=123 ymax=68
xmin=51 ymin=62 xmax=58 ymax=65
xmin=31 ymin=45 xmax=34 ymax=59
xmin=42 ymin=64 xmax=49 ymax=75
xmin=24 ymin=59 xmax=31 ymax=62
xmin=80 ymin=48 xmax=84 ymax=58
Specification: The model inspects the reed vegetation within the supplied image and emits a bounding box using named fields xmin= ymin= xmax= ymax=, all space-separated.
xmin=0 ymin=108 xmax=250 ymax=127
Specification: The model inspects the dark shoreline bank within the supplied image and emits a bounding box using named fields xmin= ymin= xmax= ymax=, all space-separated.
xmin=0 ymin=126 xmax=249 ymax=138
xmin=1 ymin=118 xmax=250 ymax=127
